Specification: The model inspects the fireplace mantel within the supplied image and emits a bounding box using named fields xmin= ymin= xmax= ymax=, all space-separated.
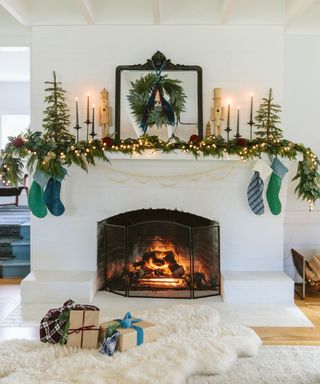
xmin=106 ymin=152 xmax=302 ymax=162
xmin=106 ymin=151 xmax=243 ymax=161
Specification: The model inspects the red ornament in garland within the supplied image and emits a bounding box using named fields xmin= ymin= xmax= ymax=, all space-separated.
xmin=11 ymin=137 xmax=25 ymax=148
xmin=189 ymin=134 xmax=201 ymax=145
xmin=235 ymin=138 xmax=249 ymax=147
xmin=102 ymin=136 xmax=113 ymax=148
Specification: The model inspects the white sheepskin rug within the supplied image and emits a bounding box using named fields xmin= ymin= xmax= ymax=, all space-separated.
xmin=0 ymin=305 xmax=261 ymax=384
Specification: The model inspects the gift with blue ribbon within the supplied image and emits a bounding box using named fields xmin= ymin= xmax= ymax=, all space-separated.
xmin=99 ymin=312 xmax=158 ymax=355
xmin=115 ymin=312 xmax=144 ymax=346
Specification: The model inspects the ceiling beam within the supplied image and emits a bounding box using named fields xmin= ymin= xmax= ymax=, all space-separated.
xmin=153 ymin=0 xmax=161 ymax=25
xmin=75 ymin=0 xmax=95 ymax=25
xmin=0 ymin=0 xmax=30 ymax=26
xmin=219 ymin=0 xmax=233 ymax=24
xmin=286 ymin=0 xmax=315 ymax=24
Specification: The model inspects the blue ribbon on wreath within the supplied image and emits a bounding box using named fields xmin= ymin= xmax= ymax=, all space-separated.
xmin=140 ymin=63 xmax=175 ymax=133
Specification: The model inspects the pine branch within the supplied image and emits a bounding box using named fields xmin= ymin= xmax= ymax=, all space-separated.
xmin=255 ymin=88 xmax=283 ymax=140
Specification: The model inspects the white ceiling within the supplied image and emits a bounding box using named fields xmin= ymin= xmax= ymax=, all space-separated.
xmin=0 ymin=0 xmax=318 ymax=31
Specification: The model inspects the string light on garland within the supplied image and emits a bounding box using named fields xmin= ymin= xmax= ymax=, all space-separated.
xmin=308 ymin=199 xmax=314 ymax=212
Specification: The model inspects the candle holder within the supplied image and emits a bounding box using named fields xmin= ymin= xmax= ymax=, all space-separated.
xmin=84 ymin=119 xmax=92 ymax=142
xmin=247 ymin=119 xmax=254 ymax=141
xmin=224 ymin=125 xmax=232 ymax=142
xmin=89 ymin=130 xmax=97 ymax=140
xmin=234 ymin=120 xmax=242 ymax=138
xmin=73 ymin=124 xmax=82 ymax=142
xmin=248 ymin=95 xmax=254 ymax=141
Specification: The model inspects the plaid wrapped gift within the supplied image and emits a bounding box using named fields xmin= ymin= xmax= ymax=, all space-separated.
xmin=99 ymin=331 xmax=121 ymax=356
xmin=66 ymin=309 xmax=100 ymax=348
xmin=40 ymin=299 xmax=99 ymax=344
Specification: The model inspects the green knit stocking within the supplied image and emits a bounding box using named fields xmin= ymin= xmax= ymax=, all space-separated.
xmin=28 ymin=181 xmax=47 ymax=218
xmin=266 ymin=158 xmax=288 ymax=215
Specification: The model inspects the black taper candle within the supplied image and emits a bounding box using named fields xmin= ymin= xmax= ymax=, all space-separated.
xmin=73 ymin=97 xmax=81 ymax=142
xmin=227 ymin=103 xmax=230 ymax=127
xmin=89 ymin=104 xmax=97 ymax=140
xmin=248 ymin=94 xmax=254 ymax=141
xmin=76 ymin=97 xmax=79 ymax=126
xmin=92 ymin=104 xmax=95 ymax=133
xmin=84 ymin=93 xmax=92 ymax=142
xmin=224 ymin=102 xmax=232 ymax=142
xmin=86 ymin=93 xmax=89 ymax=121
xmin=235 ymin=106 xmax=241 ymax=138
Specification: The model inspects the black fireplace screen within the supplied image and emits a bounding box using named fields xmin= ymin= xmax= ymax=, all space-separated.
xmin=97 ymin=209 xmax=220 ymax=299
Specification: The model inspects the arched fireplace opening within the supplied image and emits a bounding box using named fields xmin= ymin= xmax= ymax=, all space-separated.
xmin=97 ymin=209 xmax=220 ymax=299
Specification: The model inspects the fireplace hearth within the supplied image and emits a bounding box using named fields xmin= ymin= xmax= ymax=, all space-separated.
xmin=97 ymin=209 xmax=220 ymax=299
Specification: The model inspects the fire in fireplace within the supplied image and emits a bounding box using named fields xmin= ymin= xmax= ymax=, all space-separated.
xmin=130 ymin=236 xmax=189 ymax=289
xmin=97 ymin=209 xmax=220 ymax=299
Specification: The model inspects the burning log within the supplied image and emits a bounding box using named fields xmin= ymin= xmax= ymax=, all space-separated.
xmin=170 ymin=264 xmax=185 ymax=278
xmin=134 ymin=251 xmax=166 ymax=268
xmin=142 ymin=252 xmax=153 ymax=262
xmin=164 ymin=251 xmax=185 ymax=278
xmin=152 ymin=253 xmax=166 ymax=266
xmin=133 ymin=260 xmax=145 ymax=268
xmin=141 ymin=266 xmax=153 ymax=277
xmin=163 ymin=251 xmax=175 ymax=264
xmin=193 ymin=272 xmax=206 ymax=289
xmin=154 ymin=269 xmax=165 ymax=277
xmin=131 ymin=249 xmax=186 ymax=282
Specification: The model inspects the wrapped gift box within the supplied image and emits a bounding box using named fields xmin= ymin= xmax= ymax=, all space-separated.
xmin=67 ymin=309 xmax=100 ymax=348
xmin=100 ymin=316 xmax=158 ymax=352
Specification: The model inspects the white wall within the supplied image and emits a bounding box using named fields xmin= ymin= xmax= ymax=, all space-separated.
xmin=284 ymin=34 xmax=320 ymax=277
xmin=31 ymin=26 xmax=284 ymax=136
xmin=29 ymin=26 xmax=285 ymax=274
xmin=0 ymin=82 xmax=30 ymax=115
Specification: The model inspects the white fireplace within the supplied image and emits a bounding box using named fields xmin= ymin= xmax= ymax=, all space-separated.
xmin=21 ymin=153 xmax=294 ymax=303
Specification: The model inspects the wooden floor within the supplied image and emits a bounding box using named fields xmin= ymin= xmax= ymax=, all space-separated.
xmin=0 ymin=281 xmax=320 ymax=345
xmin=253 ymin=286 xmax=320 ymax=345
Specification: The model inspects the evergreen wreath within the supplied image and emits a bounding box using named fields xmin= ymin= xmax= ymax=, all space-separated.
xmin=127 ymin=72 xmax=187 ymax=133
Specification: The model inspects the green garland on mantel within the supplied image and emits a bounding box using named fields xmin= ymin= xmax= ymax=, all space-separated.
xmin=1 ymin=134 xmax=319 ymax=210
xmin=0 ymin=73 xmax=319 ymax=210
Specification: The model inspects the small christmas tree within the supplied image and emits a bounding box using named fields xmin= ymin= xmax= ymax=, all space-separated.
xmin=42 ymin=71 xmax=73 ymax=144
xmin=255 ymin=88 xmax=283 ymax=140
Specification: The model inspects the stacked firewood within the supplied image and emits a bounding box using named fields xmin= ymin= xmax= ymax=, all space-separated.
xmin=132 ymin=251 xmax=185 ymax=278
